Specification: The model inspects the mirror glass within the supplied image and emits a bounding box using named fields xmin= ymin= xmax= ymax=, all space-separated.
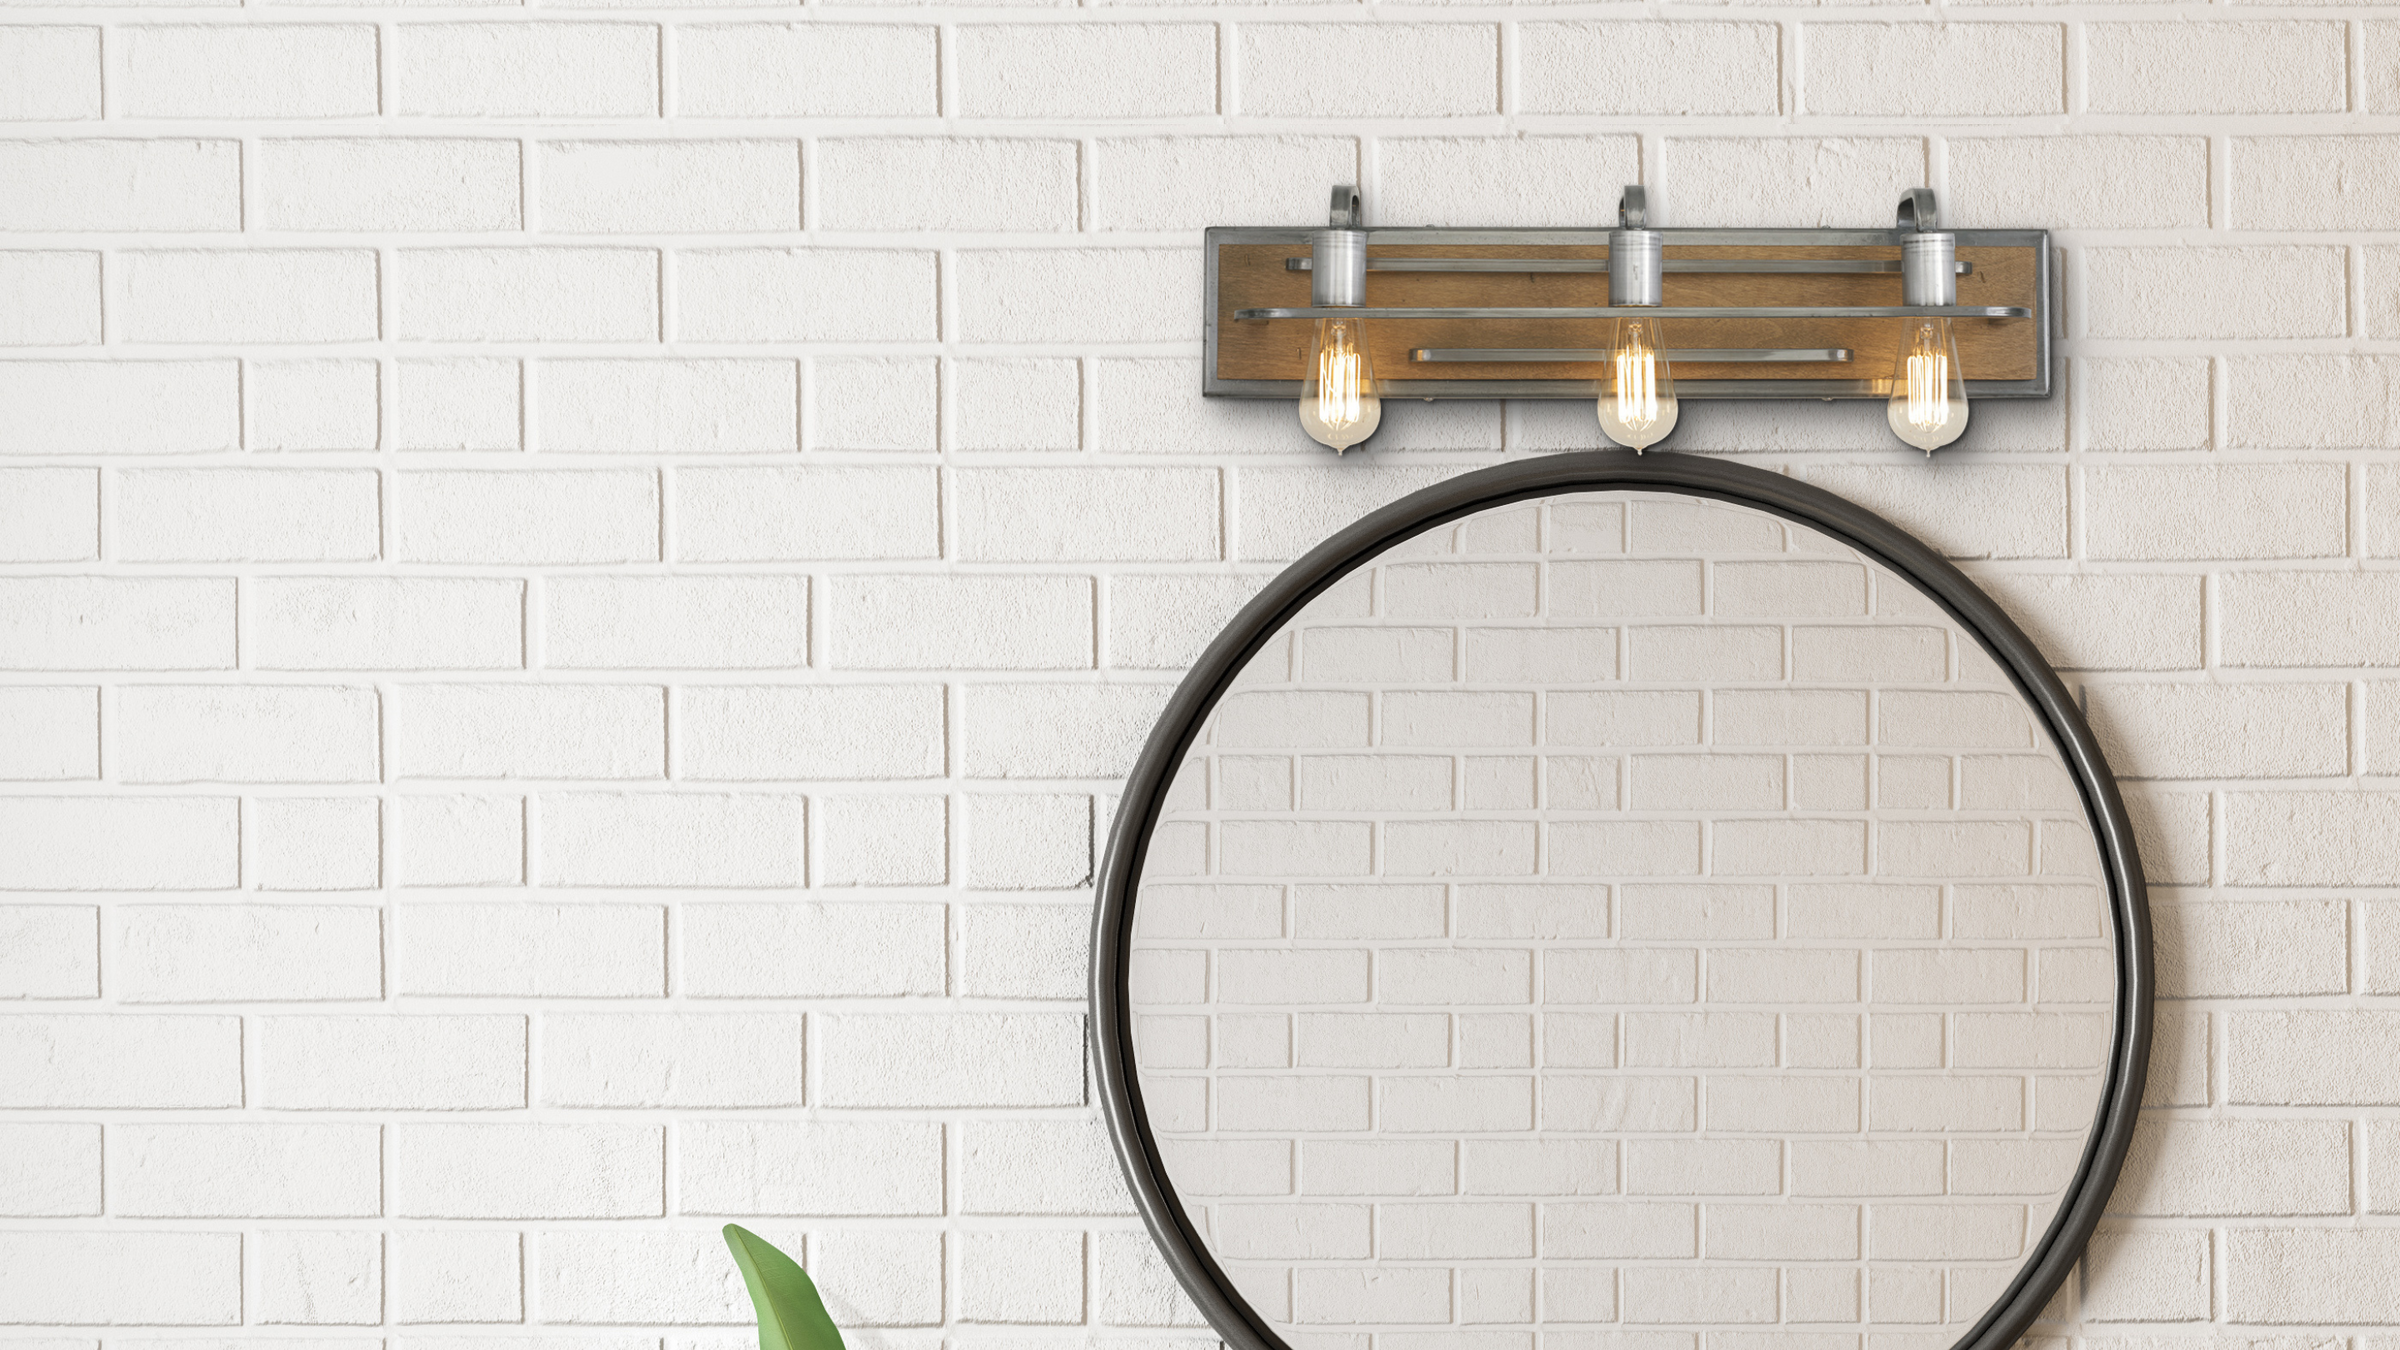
xmin=1125 ymin=490 xmax=2114 ymax=1350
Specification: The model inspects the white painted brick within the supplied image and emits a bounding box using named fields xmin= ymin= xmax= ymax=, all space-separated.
xmin=111 ymin=1123 xmax=380 ymax=1217
xmin=0 ymin=27 xmax=100 ymax=118
xmin=2228 ymin=1229 xmax=2400 ymax=1322
xmin=681 ymin=1119 xmax=944 ymax=1216
xmin=1806 ymin=465 xmax=2064 ymax=560
xmin=256 ymin=1230 xmax=381 ymax=1326
xmin=2077 ymin=357 xmax=2212 ymax=452
xmin=962 ymin=682 xmax=1172 ymax=779
xmin=956 ymin=248 xmax=1201 ymax=345
xmin=952 ymin=357 xmax=1080 ymax=452
xmin=960 ymin=23 xmax=1215 ymax=117
xmin=539 ymin=358 xmax=796 ymax=454
xmin=811 ymin=355 xmax=937 ymax=452
xmin=0 ymin=1013 xmax=239 ymax=1106
xmin=0 ymin=471 xmax=94 ymax=567
xmin=963 ymin=1118 xmax=1137 ymax=1216
xmin=260 ymin=1014 xmax=526 ymax=1109
xmin=537 ymin=1229 xmax=749 ymax=1325
xmin=120 ymin=904 xmax=382 ymax=1003
xmin=2081 ymin=1227 xmax=2209 ymax=1322
xmin=0 ymin=1122 xmax=101 ymax=1216
xmin=392 ymin=684 xmax=663 ymax=779
xmin=958 ymin=467 xmax=1221 ymax=563
xmin=397 ymin=358 xmax=520 ymax=451
xmin=679 ymin=684 xmax=941 ymax=782
xmin=113 ymin=469 xmax=376 ymax=564
xmin=2115 ymin=1118 xmax=2350 ymax=1216
xmin=1236 ymin=466 xmax=1465 ymax=562
xmin=0 ymin=796 xmax=238 ymax=890
xmin=397 ymin=470 xmax=658 ymax=565
xmin=1109 ymin=574 xmax=1272 ymax=670
xmin=114 ymin=684 xmax=377 ymax=783
xmin=1095 ymin=1231 xmax=1206 ymax=1326
xmin=259 ymin=139 xmax=521 ymax=231
xmin=967 ymin=792 xmax=1092 ymax=889
xmin=396 ymin=248 xmax=657 ymax=343
xmin=0 ymin=1233 xmax=240 ymax=1324
xmin=819 ymin=138 xmax=1078 ymax=233
xmin=544 ymin=1012 xmax=804 ymax=1107
xmin=0 ymin=686 xmax=97 ymax=782
xmin=2086 ymin=682 xmax=2347 ymax=779
xmin=1093 ymin=136 xmax=1356 ymax=233
xmin=391 ymin=1230 xmax=520 ymax=1324
xmin=820 ymin=1012 xmax=1084 ymax=1107
xmin=119 ymin=249 xmax=376 ymax=345
xmin=540 ymin=140 xmax=798 ymax=233
xmin=677 ymin=467 xmax=935 ymax=562
xmin=0 ymin=361 xmax=239 ymax=455
xmin=0 ymin=140 xmax=239 ymax=232
xmin=2223 ymin=573 xmax=2400 ymax=667
xmin=1520 ymin=23 xmax=1775 ymax=117
xmin=960 ymin=902 xmax=1087 ymax=1000
xmin=121 ymin=24 xmax=377 ymax=118
xmin=1948 ymin=136 xmax=2211 ymax=230
xmin=391 ymin=1123 xmax=663 ymax=1218
xmin=1241 ymin=23 xmax=1494 ymax=118
xmin=1661 ymin=138 xmax=1924 ymax=228
xmin=0 ymin=904 xmax=98 ymax=998
xmin=1379 ymin=136 xmax=1645 ymax=229
xmin=819 ymin=793 xmax=946 ymax=886
xmin=2093 ymin=20 xmax=2342 ymax=113
xmin=1979 ymin=573 xmax=2202 ymax=672
xmin=676 ymin=23 xmax=936 ymax=118
xmin=681 ymin=901 xmax=945 ymax=998
xmin=252 ymin=796 xmax=382 ymax=891
xmin=2228 ymin=355 xmax=2400 ymax=448
xmin=2233 ymin=136 xmax=2400 ymax=231
xmin=545 ymin=576 xmax=807 ymax=670
xmin=395 ymin=23 xmax=656 ymax=117
xmin=541 ymin=792 xmax=803 ymax=887
xmin=395 ymin=794 xmax=523 ymax=887
xmin=1806 ymin=24 xmax=2062 ymax=116
xmin=393 ymin=902 xmax=665 ymax=997
xmin=677 ymin=249 xmax=936 ymax=343
xmin=832 ymin=575 xmax=1092 ymax=671
xmin=2093 ymin=246 xmax=2346 ymax=342
xmin=961 ymin=1229 xmax=1084 ymax=1325
xmin=0 ymin=253 xmax=100 ymax=346
xmin=252 ymin=578 xmax=523 ymax=671
xmin=246 ymin=359 xmax=379 ymax=452
xmin=1093 ymin=357 xmax=1326 ymax=456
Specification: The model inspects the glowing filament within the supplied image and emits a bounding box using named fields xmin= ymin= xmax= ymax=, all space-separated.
xmin=1315 ymin=327 xmax=1366 ymax=434
xmin=1613 ymin=323 xmax=1660 ymax=433
xmin=1905 ymin=324 xmax=1950 ymax=432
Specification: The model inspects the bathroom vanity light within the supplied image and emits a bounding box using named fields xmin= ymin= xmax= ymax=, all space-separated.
xmin=1213 ymin=184 xmax=2049 ymax=455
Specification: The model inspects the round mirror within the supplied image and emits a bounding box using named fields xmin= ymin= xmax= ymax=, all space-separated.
xmin=1092 ymin=454 xmax=2150 ymax=1350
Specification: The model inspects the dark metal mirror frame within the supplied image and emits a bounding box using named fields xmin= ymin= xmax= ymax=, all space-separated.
xmin=1089 ymin=450 xmax=2153 ymax=1350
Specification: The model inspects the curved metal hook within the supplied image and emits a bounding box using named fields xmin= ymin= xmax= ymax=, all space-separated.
xmin=1897 ymin=187 xmax=1938 ymax=232
xmin=1329 ymin=185 xmax=1361 ymax=229
xmin=1618 ymin=185 xmax=1647 ymax=230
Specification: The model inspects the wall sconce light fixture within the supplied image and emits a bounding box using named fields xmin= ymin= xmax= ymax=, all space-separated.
xmin=1208 ymin=183 xmax=2051 ymax=456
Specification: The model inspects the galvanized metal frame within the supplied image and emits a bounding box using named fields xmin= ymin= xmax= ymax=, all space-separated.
xmin=1090 ymin=452 xmax=2149 ymax=1350
xmin=1202 ymin=225 xmax=2055 ymax=400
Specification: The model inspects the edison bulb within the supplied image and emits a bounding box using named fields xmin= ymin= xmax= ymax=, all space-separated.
xmin=1888 ymin=317 xmax=1968 ymax=453
xmin=1596 ymin=317 xmax=1678 ymax=452
xmin=1299 ymin=315 xmax=1380 ymax=454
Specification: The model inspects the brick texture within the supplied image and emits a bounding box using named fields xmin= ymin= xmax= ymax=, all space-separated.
xmin=0 ymin=3 xmax=2381 ymax=1347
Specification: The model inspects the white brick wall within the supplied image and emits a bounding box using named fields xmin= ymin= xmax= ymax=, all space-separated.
xmin=0 ymin=0 xmax=2390 ymax=1343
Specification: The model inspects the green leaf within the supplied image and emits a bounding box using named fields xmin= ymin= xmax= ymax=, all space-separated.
xmin=722 ymin=1224 xmax=847 ymax=1350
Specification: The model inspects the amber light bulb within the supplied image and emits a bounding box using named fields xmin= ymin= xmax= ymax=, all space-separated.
xmin=1598 ymin=315 xmax=1678 ymax=452
xmin=1888 ymin=316 xmax=1967 ymax=452
xmin=1299 ymin=314 xmax=1381 ymax=453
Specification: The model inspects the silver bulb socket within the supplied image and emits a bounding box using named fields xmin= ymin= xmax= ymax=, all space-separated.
xmin=1900 ymin=232 xmax=1957 ymax=308
xmin=1609 ymin=228 xmax=1664 ymax=307
xmin=1309 ymin=228 xmax=1368 ymax=308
